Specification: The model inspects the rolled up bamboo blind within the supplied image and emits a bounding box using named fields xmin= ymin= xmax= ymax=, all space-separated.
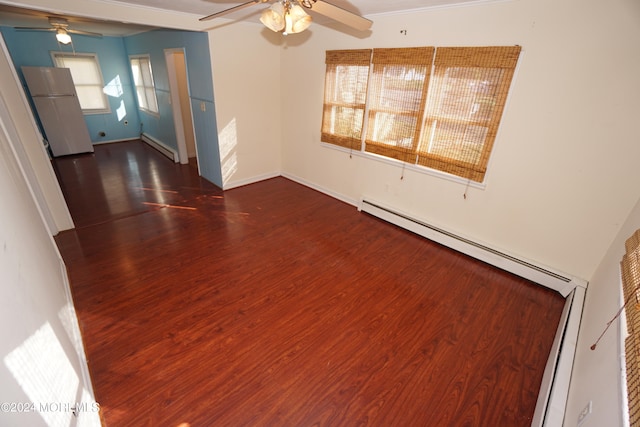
xmin=623 ymin=229 xmax=640 ymax=427
xmin=417 ymin=46 xmax=521 ymax=182
xmin=320 ymin=46 xmax=521 ymax=182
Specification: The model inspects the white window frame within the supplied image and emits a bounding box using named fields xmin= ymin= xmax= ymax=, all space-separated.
xmin=129 ymin=55 xmax=159 ymax=116
xmin=50 ymin=52 xmax=110 ymax=114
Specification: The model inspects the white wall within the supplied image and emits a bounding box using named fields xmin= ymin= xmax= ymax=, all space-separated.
xmin=0 ymin=72 xmax=98 ymax=426
xmin=207 ymin=23 xmax=283 ymax=189
xmin=0 ymin=35 xmax=73 ymax=234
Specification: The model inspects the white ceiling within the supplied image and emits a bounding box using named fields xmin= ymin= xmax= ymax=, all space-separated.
xmin=0 ymin=0 xmax=486 ymax=36
xmin=113 ymin=0 xmax=484 ymax=17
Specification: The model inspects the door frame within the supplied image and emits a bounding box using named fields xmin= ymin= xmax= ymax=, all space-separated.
xmin=164 ymin=48 xmax=198 ymax=167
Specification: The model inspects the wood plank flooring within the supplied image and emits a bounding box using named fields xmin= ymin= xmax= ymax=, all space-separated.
xmin=53 ymin=141 xmax=565 ymax=426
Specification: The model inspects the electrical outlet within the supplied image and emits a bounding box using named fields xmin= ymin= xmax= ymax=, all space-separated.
xmin=578 ymin=400 xmax=592 ymax=426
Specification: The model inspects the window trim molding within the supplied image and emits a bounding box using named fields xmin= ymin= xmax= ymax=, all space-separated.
xmin=50 ymin=51 xmax=110 ymax=115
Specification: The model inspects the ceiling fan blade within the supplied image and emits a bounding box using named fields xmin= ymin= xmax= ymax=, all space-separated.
xmin=68 ymin=29 xmax=102 ymax=38
xmin=199 ymin=0 xmax=266 ymax=22
xmin=14 ymin=26 xmax=55 ymax=32
xmin=308 ymin=1 xmax=372 ymax=31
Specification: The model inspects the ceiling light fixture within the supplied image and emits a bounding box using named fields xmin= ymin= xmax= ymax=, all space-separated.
xmin=55 ymin=28 xmax=72 ymax=45
xmin=260 ymin=0 xmax=312 ymax=35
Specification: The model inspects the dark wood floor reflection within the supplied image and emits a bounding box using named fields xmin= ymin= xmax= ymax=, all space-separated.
xmin=54 ymin=141 xmax=565 ymax=426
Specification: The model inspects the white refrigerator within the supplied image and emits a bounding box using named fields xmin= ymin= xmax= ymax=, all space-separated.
xmin=22 ymin=66 xmax=94 ymax=157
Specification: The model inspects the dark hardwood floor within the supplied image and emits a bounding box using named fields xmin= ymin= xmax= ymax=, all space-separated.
xmin=53 ymin=141 xmax=565 ymax=426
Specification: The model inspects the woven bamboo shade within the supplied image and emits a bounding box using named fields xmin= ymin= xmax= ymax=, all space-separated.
xmin=623 ymin=229 xmax=640 ymax=427
xmin=321 ymin=49 xmax=372 ymax=150
xmin=364 ymin=47 xmax=434 ymax=163
xmin=319 ymin=46 xmax=521 ymax=182
xmin=417 ymin=46 xmax=521 ymax=182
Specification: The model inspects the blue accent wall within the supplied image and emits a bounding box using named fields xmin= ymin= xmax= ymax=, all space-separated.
xmin=0 ymin=28 xmax=141 ymax=143
xmin=124 ymin=30 xmax=221 ymax=187
xmin=0 ymin=26 xmax=222 ymax=188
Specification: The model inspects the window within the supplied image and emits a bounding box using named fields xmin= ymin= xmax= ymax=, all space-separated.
xmin=622 ymin=229 xmax=640 ymax=426
xmin=130 ymin=55 xmax=159 ymax=115
xmin=321 ymin=46 xmax=521 ymax=183
xmin=321 ymin=49 xmax=371 ymax=151
xmin=364 ymin=47 xmax=434 ymax=163
xmin=51 ymin=52 xmax=109 ymax=113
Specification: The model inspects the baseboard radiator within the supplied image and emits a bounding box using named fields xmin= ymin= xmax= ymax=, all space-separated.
xmin=141 ymin=133 xmax=178 ymax=163
xmin=359 ymin=197 xmax=586 ymax=427
xmin=359 ymin=198 xmax=576 ymax=297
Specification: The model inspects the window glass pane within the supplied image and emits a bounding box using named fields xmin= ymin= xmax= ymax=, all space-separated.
xmin=130 ymin=56 xmax=158 ymax=114
xmin=75 ymin=86 xmax=106 ymax=110
xmin=131 ymin=61 xmax=142 ymax=86
xmin=58 ymin=57 xmax=101 ymax=84
xmin=136 ymin=87 xmax=148 ymax=109
xmin=141 ymin=60 xmax=153 ymax=85
xmin=145 ymin=88 xmax=158 ymax=112
xmin=52 ymin=54 xmax=108 ymax=112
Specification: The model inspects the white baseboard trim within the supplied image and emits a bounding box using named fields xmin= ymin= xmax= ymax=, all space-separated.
xmin=281 ymin=172 xmax=360 ymax=207
xmin=223 ymin=171 xmax=281 ymax=190
xmin=92 ymin=138 xmax=138 ymax=145
xmin=141 ymin=133 xmax=178 ymax=163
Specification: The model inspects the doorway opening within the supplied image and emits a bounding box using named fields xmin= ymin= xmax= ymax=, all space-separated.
xmin=165 ymin=48 xmax=198 ymax=170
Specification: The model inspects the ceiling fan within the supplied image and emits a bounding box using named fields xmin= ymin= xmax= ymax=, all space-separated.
xmin=199 ymin=0 xmax=372 ymax=35
xmin=16 ymin=17 xmax=102 ymax=44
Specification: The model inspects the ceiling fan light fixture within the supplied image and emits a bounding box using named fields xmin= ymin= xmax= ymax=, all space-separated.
xmin=260 ymin=2 xmax=285 ymax=32
xmin=55 ymin=28 xmax=71 ymax=44
xmin=260 ymin=1 xmax=311 ymax=35
xmin=285 ymin=4 xmax=311 ymax=35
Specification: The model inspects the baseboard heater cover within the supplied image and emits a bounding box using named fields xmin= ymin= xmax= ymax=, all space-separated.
xmin=359 ymin=198 xmax=581 ymax=297
xmin=141 ymin=133 xmax=178 ymax=163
